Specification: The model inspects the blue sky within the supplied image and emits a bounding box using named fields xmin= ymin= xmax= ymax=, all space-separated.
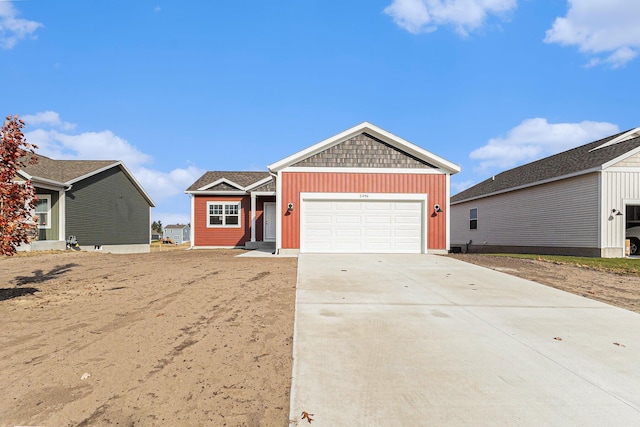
xmin=2 ymin=0 xmax=639 ymax=225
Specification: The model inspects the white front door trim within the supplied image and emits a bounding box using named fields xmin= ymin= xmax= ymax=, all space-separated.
xmin=299 ymin=192 xmax=428 ymax=254
xmin=264 ymin=202 xmax=276 ymax=242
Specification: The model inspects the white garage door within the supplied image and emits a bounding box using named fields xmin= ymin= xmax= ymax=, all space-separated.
xmin=301 ymin=200 xmax=424 ymax=253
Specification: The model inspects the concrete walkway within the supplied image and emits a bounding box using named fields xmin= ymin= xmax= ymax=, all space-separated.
xmin=289 ymin=254 xmax=640 ymax=426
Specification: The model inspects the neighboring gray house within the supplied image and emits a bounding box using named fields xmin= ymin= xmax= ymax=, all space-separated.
xmin=163 ymin=224 xmax=190 ymax=244
xmin=451 ymin=127 xmax=640 ymax=258
xmin=17 ymin=155 xmax=155 ymax=254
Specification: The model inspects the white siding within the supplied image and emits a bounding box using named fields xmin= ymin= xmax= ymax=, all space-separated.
xmin=602 ymin=169 xmax=640 ymax=253
xmin=612 ymin=152 xmax=640 ymax=168
xmin=451 ymin=173 xmax=600 ymax=249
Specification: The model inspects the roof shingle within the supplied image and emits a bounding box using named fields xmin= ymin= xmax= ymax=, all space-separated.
xmin=452 ymin=130 xmax=640 ymax=203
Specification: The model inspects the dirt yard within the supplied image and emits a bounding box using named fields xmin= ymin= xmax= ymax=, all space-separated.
xmin=450 ymin=254 xmax=640 ymax=314
xmin=2 ymin=250 xmax=639 ymax=427
xmin=0 ymin=249 xmax=297 ymax=427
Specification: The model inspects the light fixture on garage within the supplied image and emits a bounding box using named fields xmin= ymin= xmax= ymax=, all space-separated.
xmin=612 ymin=208 xmax=623 ymax=216
xmin=434 ymin=204 xmax=443 ymax=213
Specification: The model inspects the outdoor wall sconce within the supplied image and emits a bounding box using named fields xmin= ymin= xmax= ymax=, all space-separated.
xmin=434 ymin=204 xmax=443 ymax=213
xmin=287 ymin=203 xmax=294 ymax=212
xmin=612 ymin=208 xmax=623 ymax=216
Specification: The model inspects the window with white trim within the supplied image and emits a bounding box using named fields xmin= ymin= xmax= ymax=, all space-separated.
xmin=36 ymin=195 xmax=52 ymax=229
xmin=470 ymin=208 xmax=478 ymax=230
xmin=207 ymin=202 xmax=241 ymax=227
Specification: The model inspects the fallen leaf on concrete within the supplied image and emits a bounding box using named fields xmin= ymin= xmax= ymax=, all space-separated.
xmin=613 ymin=342 xmax=626 ymax=347
xmin=554 ymin=337 xmax=563 ymax=341
xmin=156 ymin=313 xmax=164 ymax=317
xmin=302 ymin=411 xmax=314 ymax=423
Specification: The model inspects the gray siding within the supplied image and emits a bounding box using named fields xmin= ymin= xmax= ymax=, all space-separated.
xmin=451 ymin=173 xmax=600 ymax=252
xmin=292 ymin=133 xmax=437 ymax=168
xmin=66 ymin=167 xmax=150 ymax=246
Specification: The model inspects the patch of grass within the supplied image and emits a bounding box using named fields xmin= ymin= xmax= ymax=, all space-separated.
xmin=484 ymin=253 xmax=640 ymax=276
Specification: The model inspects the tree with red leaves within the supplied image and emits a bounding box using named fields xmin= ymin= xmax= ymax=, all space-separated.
xmin=0 ymin=115 xmax=38 ymax=256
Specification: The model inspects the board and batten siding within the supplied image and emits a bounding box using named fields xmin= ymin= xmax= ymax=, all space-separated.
xmin=451 ymin=173 xmax=600 ymax=251
xmin=280 ymin=172 xmax=447 ymax=250
xmin=66 ymin=167 xmax=151 ymax=246
xmin=602 ymin=167 xmax=640 ymax=256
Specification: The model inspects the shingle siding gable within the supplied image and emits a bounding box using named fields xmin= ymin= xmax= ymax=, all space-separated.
xmin=292 ymin=133 xmax=437 ymax=169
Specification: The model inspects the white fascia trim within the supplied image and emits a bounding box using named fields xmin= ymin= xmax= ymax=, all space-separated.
xmin=590 ymin=127 xmax=640 ymax=152
xmin=66 ymin=162 xmax=156 ymax=207
xmin=17 ymin=170 xmax=32 ymax=180
xmin=185 ymin=190 xmax=248 ymax=196
xmin=65 ymin=162 xmax=120 ymax=185
xmin=601 ymin=144 xmax=640 ymax=169
xmin=267 ymin=121 xmax=461 ymax=174
xmin=245 ymin=176 xmax=274 ymax=191
xmin=32 ymin=180 xmax=66 ymax=191
xmin=249 ymin=191 xmax=276 ymax=196
xmin=198 ymin=178 xmax=245 ymax=191
xmin=280 ymin=167 xmax=446 ymax=174
xmin=451 ymin=167 xmax=602 ymax=205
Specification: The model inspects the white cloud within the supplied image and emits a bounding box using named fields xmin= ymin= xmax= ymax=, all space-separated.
xmin=452 ymin=179 xmax=475 ymax=193
xmin=24 ymin=111 xmax=204 ymax=211
xmin=384 ymin=0 xmax=516 ymax=36
xmin=22 ymin=111 xmax=76 ymax=131
xmin=134 ymin=166 xmax=203 ymax=204
xmin=154 ymin=6 xmax=162 ymax=12
xmin=470 ymin=118 xmax=619 ymax=171
xmin=0 ymin=3 xmax=43 ymax=49
xmin=26 ymin=128 xmax=152 ymax=168
xmin=544 ymin=0 xmax=640 ymax=68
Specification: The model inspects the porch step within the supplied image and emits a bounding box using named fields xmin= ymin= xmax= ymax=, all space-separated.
xmin=245 ymin=241 xmax=276 ymax=250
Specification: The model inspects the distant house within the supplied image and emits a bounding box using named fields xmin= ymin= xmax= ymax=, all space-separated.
xmin=186 ymin=122 xmax=460 ymax=254
xmin=151 ymin=230 xmax=162 ymax=241
xmin=163 ymin=224 xmax=190 ymax=244
xmin=451 ymin=127 xmax=640 ymax=258
xmin=17 ymin=155 xmax=155 ymax=254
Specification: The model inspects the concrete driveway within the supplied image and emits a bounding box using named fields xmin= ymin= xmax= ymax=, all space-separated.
xmin=289 ymin=254 xmax=640 ymax=426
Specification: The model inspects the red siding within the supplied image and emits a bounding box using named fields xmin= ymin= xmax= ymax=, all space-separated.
xmin=193 ymin=195 xmax=275 ymax=247
xmin=281 ymin=172 xmax=447 ymax=250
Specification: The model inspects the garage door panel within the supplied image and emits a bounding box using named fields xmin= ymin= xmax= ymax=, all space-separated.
xmin=365 ymin=202 xmax=392 ymax=210
xmin=306 ymin=214 xmax=333 ymax=224
xmin=335 ymin=215 xmax=361 ymax=224
xmin=302 ymin=199 xmax=424 ymax=253
xmin=364 ymin=229 xmax=392 ymax=237
xmin=335 ymin=229 xmax=362 ymax=237
xmin=365 ymin=216 xmax=392 ymax=224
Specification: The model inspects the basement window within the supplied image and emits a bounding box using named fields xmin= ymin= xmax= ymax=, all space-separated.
xmin=470 ymin=208 xmax=478 ymax=230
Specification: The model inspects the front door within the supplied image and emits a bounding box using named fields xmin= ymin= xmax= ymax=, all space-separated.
xmin=264 ymin=202 xmax=276 ymax=242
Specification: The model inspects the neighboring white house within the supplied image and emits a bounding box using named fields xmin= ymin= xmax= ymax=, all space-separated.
xmin=163 ymin=224 xmax=190 ymax=244
xmin=451 ymin=127 xmax=640 ymax=258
